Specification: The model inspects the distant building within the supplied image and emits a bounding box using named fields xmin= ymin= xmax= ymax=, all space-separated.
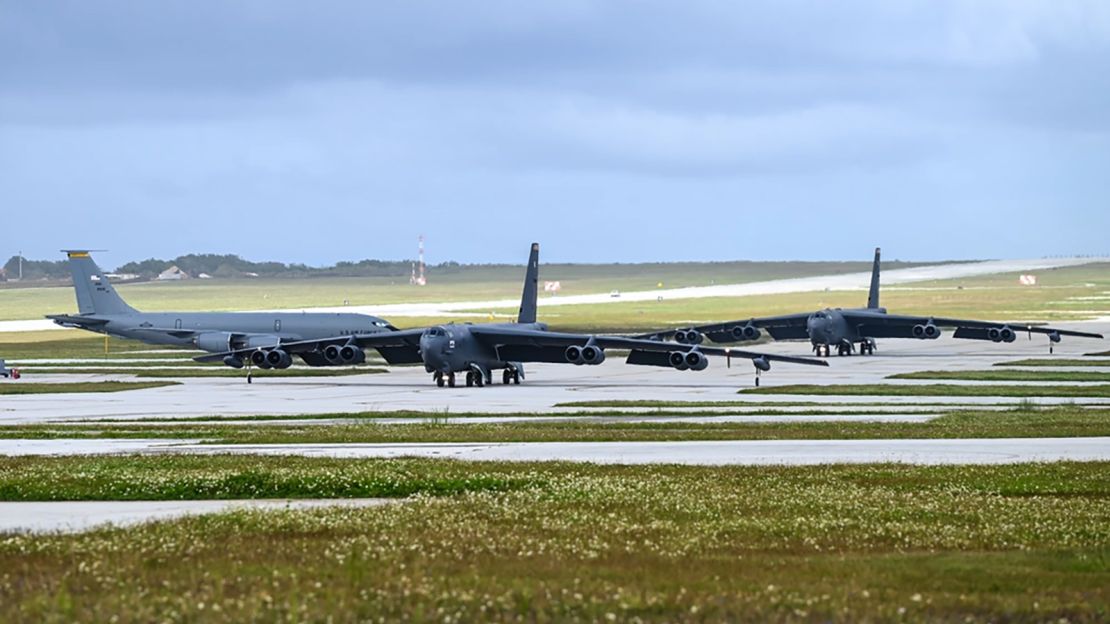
xmin=197 ymin=273 xmax=213 ymax=279
xmin=157 ymin=266 xmax=190 ymax=281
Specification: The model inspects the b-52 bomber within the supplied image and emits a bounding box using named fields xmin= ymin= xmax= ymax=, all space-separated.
xmin=48 ymin=250 xmax=400 ymax=376
xmin=198 ymin=243 xmax=828 ymax=385
xmin=645 ymin=248 xmax=1102 ymax=356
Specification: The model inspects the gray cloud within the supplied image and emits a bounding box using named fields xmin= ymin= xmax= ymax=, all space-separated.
xmin=1 ymin=1 xmax=1108 ymax=264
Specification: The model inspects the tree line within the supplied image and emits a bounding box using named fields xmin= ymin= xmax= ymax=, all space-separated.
xmin=1 ymin=253 xmax=467 ymax=281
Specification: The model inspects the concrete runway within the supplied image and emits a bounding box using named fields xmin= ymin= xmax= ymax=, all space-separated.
xmin=3 ymin=322 xmax=1107 ymax=423
xmin=0 ymin=498 xmax=394 ymax=534
xmin=1 ymin=437 xmax=1106 ymax=465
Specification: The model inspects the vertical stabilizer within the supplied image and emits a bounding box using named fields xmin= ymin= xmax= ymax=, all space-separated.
xmin=63 ymin=251 xmax=137 ymax=315
xmin=867 ymin=247 xmax=881 ymax=309
xmin=517 ymin=243 xmax=540 ymax=323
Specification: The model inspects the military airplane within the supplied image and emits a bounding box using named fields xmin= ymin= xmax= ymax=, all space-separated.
xmin=47 ymin=250 xmax=399 ymax=379
xmin=644 ymin=248 xmax=1103 ymax=356
xmin=197 ymin=243 xmax=829 ymax=386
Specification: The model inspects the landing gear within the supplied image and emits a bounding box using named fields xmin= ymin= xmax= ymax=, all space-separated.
xmin=465 ymin=372 xmax=474 ymax=387
xmin=447 ymin=373 xmax=456 ymax=388
xmin=859 ymin=340 xmax=875 ymax=356
xmin=503 ymin=369 xmax=522 ymax=385
xmin=814 ymin=344 xmax=831 ymax=357
xmin=836 ymin=343 xmax=853 ymax=356
xmin=434 ymin=372 xmax=445 ymax=387
xmin=246 ymin=361 xmax=253 ymax=384
xmin=754 ymin=369 xmax=761 ymax=387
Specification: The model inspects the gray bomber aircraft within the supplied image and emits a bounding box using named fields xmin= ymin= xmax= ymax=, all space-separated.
xmin=644 ymin=248 xmax=1102 ymax=356
xmin=197 ymin=243 xmax=828 ymax=386
xmin=48 ymin=251 xmax=402 ymax=378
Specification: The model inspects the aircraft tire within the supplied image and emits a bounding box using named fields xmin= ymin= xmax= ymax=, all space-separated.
xmin=448 ymin=373 xmax=456 ymax=388
xmin=466 ymin=372 xmax=474 ymax=387
xmin=436 ymin=376 xmax=445 ymax=388
xmin=503 ymin=370 xmax=511 ymax=384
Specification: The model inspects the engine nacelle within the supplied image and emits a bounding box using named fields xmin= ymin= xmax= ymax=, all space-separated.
xmin=223 ymin=355 xmax=244 ymax=369
xmin=250 ymin=350 xmax=268 ymax=367
xmin=912 ymin=323 xmax=940 ymax=340
xmin=674 ymin=329 xmax=704 ymax=345
xmin=324 ymin=344 xmax=343 ymax=364
xmin=580 ymin=345 xmax=606 ymax=365
xmin=684 ymin=351 xmax=708 ymax=371
xmin=243 ymin=335 xmax=282 ymax=350
xmin=565 ymin=345 xmax=584 ymax=365
xmin=668 ymin=351 xmax=689 ymax=370
xmin=193 ymin=332 xmax=234 ymax=353
xmin=339 ymin=345 xmax=366 ymax=364
xmin=1048 ymin=331 xmax=1062 ymax=344
xmin=265 ymin=349 xmax=293 ymax=369
xmin=987 ymin=326 xmax=1016 ymax=343
xmin=753 ymin=356 xmax=771 ymax=372
xmin=730 ymin=325 xmax=761 ymax=341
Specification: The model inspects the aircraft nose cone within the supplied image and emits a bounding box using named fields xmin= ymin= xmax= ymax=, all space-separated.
xmin=419 ymin=334 xmax=448 ymax=370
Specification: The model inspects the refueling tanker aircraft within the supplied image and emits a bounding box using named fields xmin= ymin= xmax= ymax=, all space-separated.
xmin=48 ymin=251 xmax=401 ymax=379
xmin=196 ymin=243 xmax=829 ymax=386
xmin=642 ymin=248 xmax=1102 ymax=356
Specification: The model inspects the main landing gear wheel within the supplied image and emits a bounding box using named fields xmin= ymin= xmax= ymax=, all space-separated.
xmin=503 ymin=370 xmax=522 ymax=385
xmin=465 ymin=372 xmax=474 ymax=387
xmin=475 ymin=372 xmax=485 ymax=387
xmin=447 ymin=373 xmax=456 ymax=388
xmin=434 ymin=372 xmax=445 ymax=387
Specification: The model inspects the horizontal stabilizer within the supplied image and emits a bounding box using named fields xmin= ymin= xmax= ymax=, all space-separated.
xmin=45 ymin=314 xmax=110 ymax=329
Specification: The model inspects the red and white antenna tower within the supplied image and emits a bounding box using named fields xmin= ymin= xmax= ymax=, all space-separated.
xmin=410 ymin=235 xmax=427 ymax=286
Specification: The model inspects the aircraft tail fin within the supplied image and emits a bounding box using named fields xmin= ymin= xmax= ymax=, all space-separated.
xmin=62 ymin=250 xmax=137 ymax=315
xmin=867 ymin=247 xmax=881 ymax=309
xmin=517 ymin=243 xmax=540 ymax=324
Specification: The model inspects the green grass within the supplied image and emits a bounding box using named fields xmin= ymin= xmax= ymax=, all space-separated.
xmin=999 ymin=358 xmax=1110 ymax=367
xmin=0 ymin=381 xmax=178 ymax=395
xmin=22 ymin=367 xmax=386 ymax=378
xmin=0 ymin=332 xmax=193 ymax=359
xmin=742 ymin=383 xmax=1110 ymax=398
xmin=0 ymin=459 xmax=1106 ymax=621
xmin=891 ymin=369 xmax=1110 ymax=382
xmin=2 ymin=407 xmax=1108 ymax=442
xmin=0 ymin=260 xmax=914 ymax=322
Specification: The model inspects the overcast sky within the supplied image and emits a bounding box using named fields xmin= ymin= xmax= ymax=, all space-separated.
xmin=2 ymin=1 xmax=1109 ymax=267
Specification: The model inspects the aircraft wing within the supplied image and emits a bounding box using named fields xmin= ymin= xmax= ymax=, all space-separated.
xmin=636 ymin=312 xmax=812 ymax=343
xmin=193 ymin=328 xmax=425 ymax=364
xmin=469 ymin=326 xmax=828 ymax=367
xmin=840 ymin=311 xmax=1104 ymax=341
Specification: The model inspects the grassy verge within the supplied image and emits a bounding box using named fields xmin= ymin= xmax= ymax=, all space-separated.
xmin=742 ymin=383 xmax=1110 ymax=398
xmin=998 ymin=358 xmax=1110 ymax=367
xmin=22 ymin=367 xmax=386 ymax=378
xmin=558 ymin=399 xmax=1004 ymax=409
xmin=2 ymin=407 xmax=1108 ymax=442
xmin=0 ymin=459 xmax=1107 ymax=621
xmin=0 ymin=381 xmax=178 ymax=395
xmin=890 ymin=370 xmax=1110 ymax=382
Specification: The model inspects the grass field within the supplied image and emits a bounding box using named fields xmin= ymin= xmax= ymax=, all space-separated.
xmin=999 ymin=358 xmax=1110 ymax=367
xmin=743 ymin=383 xmax=1110 ymax=398
xmin=2 ymin=407 xmax=1107 ymax=442
xmin=890 ymin=369 xmax=1110 ymax=382
xmin=0 ymin=259 xmax=926 ymax=322
xmin=0 ymin=381 xmax=178 ymax=395
xmin=3 ymin=261 xmax=1107 ymax=334
xmin=1 ymin=458 xmax=1106 ymax=621
xmin=21 ymin=367 xmax=386 ymax=378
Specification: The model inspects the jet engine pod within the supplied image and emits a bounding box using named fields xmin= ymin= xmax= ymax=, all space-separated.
xmin=912 ymin=324 xmax=926 ymax=338
xmin=668 ymin=351 xmax=689 ymax=370
xmin=222 ymin=355 xmax=244 ymax=369
xmin=684 ymin=351 xmax=708 ymax=371
xmin=564 ymin=345 xmax=584 ymax=365
xmin=674 ymin=329 xmax=703 ymax=345
xmin=580 ymin=345 xmax=606 ymax=365
xmin=193 ymin=332 xmax=234 ymax=353
xmin=1048 ymin=331 xmax=1062 ymax=343
xmin=999 ymin=326 xmax=1016 ymax=343
xmin=923 ymin=323 xmax=940 ymax=339
xmin=339 ymin=345 xmax=366 ymax=364
xmin=731 ymin=325 xmax=761 ymax=341
xmin=266 ymin=349 xmax=293 ymax=369
xmin=324 ymin=344 xmax=343 ymax=364
xmin=250 ymin=350 xmax=269 ymax=367
xmin=753 ymin=356 xmax=771 ymax=372
xmin=987 ymin=327 xmax=1002 ymax=342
